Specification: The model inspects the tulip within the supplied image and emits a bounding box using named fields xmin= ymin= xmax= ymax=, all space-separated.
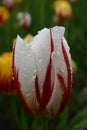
xmin=3 ymin=0 xmax=22 ymax=11
xmin=0 ymin=6 xmax=9 ymax=26
xmin=54 ymin=0 xmax=72 ymax=22
xmin=3 ymin=0 xmax=14 ymax=11
xmin=0 ymin=52 xmax=15 ymax=94
xmin=13 ymin=34 xmax=32 ymax=45
xmin=13 ymin=26 xmax=72 ymax=116
xmin=17 ymin=12 xmax=31 ymax=29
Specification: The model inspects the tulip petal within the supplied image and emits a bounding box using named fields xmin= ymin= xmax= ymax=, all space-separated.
xmin=31 ymin=28 xmax=51 ymax=96
xmin=46 ymin=27 xmax=72 ymax=115
xmin=13 ymin=35 xmax=37 ymax=114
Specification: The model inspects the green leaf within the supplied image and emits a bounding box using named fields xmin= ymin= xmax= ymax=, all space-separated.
xmin=20 ymin=108 xmax=29 ymax=130
xmin=71 ymin=120 xmax=87 ymax=130
xmin=68 ymin=106 xmax=87 ymax=130
xmin=79 ymin=87 xmax=87 ymax=104
xmin=11 ymin=96 xmax=22 ymax=130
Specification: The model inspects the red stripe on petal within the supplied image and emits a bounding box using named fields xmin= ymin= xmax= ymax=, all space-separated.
xmin=35 ymin=75 xmax=42 ymax=106
xmin=50 ymin=29 xmax=54 ymax=53
xmin=41 ymin=29 xmax=54 ymax=108
xmin=58 ymin=39 xmax=72 ymax=114
xmin=41 ymin=56 xmax=54 ymax=109
xmin=57 ymin=74 xmax=68 ymax=113
xmin=35 ymin=29 xmax=54 ymax=110
xmin=61 ymin=40 xmax=72 ymax=93
xmin=12 ymin=41 xmax=32 ymax=115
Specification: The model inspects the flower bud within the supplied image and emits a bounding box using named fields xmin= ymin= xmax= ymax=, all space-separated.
xmin=0 ymin=53 xmax=15 ymax=94
xmin=13 ymin=26 xmax=72 ymax=116
xmin=54 ymin=0 xmax=72 ymax=22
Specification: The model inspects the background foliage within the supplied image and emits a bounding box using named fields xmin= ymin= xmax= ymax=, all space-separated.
xmin=0 ymin=0 xmax=87 ymax=130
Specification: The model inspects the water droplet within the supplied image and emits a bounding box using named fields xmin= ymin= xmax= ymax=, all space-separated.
xmin=32 ymin=75 xmax=36 ymax=81
xmin=61 ymin=69 xmax=65 ymax=73
xmin=60 ymin=66 xmax=65 ymax=73
xmin=32 ymin=89 xmax=35 ymax=92
xmin=57 ymin=51 xmax=60 ymax=56
xmin=23 ymin=67 xmax=27 ymax=71
xmin=21 ymin=51 xmax=25 ymax=54
xmin=27 ymin=93 xmax=30 ymax=97
xmin=24 ymin=73 xmax=27 ymax=77
xmin=38 ymin=59 xmax=42 ymax=63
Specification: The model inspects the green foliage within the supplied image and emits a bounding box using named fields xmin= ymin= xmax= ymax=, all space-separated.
xmin=67 ymin=106 xmax=87 ymax=130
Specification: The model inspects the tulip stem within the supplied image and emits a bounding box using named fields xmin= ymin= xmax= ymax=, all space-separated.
xmin=11 ymin=96 xmax=22 ymax=130
xmin=42 ymin=117 xmax=49 ymax=130
xmin=0 ymin=0 xmax=2 ymax=5
xmin=20 ymin=108 xmax=29 ymax=130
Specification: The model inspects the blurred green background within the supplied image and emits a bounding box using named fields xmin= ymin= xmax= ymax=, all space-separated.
xmin=0 ymin=0 xmax=87 ymax=130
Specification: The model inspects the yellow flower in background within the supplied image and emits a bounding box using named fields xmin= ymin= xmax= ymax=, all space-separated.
xmin=15 ymin=0 xmax=22 ymax=5
xmin=71 ymin=59 xmax=78 ymax=74
xmin=54 ymin=0 xmax=72 ymax=22
xmin=0 ymin=6 xmax=9 ymax=26
xmin=13 ymin=34 xmax=33 ymax=45
xmin=0 ymin=52 xmax=15 ymax=94
xmin=24 ymin=34 xmax=33 ymax=43
xmin=0 ymin=33 xmax=32 ymax=94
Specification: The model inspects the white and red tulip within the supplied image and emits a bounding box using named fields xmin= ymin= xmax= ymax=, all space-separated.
xmin=3 ymin=0 xmax=22 ymax=11
xmin=13 ymin=26 xmax=72 ymax=116
xmin=17 ymin=12 xmax=31 ymax=29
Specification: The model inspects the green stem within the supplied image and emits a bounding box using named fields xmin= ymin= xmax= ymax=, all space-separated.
xmin=0 ymin=0 xmax=2 ymax=5
xmin=11 ymin=96 xmax=22 ymax=130
xmin=42 ymin=117 xmax=49 ymax=130
xmin=20 ymin=108 xmax=29 ymax=130
xmin=31 ymin=117 xmax=49 ymax=130
xmin=11 ymin=96 xmax=29 ymax=130
xmin=30 ymin=117 xmax=39 ymax=130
